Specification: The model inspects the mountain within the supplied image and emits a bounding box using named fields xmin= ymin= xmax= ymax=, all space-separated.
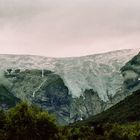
xmin=0 ymin=49 xmax=139 ymax=124
xmin=0 ymin=49 xmax=138 ymax=99
xmin=74 ymin=89 xmax=140 ymax=127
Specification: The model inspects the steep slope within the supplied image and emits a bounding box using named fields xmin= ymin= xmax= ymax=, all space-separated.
xmin=0 ymin=85 xmax=20 ymax=109
xmin=74 ymin=89 xmax=140 ymax=126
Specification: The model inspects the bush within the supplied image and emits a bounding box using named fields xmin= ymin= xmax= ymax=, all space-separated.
xmin=0 ymin=102 xmax=140 ymax=140
xmin=2 ymin=102 xmax=58 ymax=140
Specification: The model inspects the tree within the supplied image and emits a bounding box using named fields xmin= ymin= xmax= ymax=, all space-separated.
xmin=5 ymin=102 xmax=58 ymax=140
xmin=0 ymin=110 xmax=6 ymax=129
xmin=36 ymin=112 xmax=58 ymax=140
xmin=6 ymin=102 xmax=36 ymax=140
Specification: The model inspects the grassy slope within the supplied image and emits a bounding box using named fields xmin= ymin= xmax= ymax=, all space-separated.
xmin=74 ymin=89 xmax=140 ymax=126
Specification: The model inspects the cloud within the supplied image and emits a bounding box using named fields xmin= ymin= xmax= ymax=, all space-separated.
xmin=0 ymin=0 xmax=140 ymax=57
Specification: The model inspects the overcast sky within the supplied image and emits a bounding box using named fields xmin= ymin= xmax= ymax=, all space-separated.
xmin=0 ymin=0 xmax=140 ymax=57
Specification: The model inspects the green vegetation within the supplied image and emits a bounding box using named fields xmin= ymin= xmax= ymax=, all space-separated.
xmin=0 ymin=102 xmax=58 ymax=140
xmin=61 ymin=123 xmax=140 ymax=140
xmin=0 ymin=93 xmax=140 ymax=140
xmin=0 ymin=102 xmax=140 ymax=140
xmin=74 ymin=89 xmax=140 ymax=127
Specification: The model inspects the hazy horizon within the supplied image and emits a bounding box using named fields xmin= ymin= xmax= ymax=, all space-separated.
xmin=0 ymin=48 xmax=139 ymax=59
xmin=0 ymin=0 xmax=140 ymax=57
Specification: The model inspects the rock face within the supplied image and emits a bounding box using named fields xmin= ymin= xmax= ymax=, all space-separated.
xmin=121 ymin=52 xmax=140 ymax=92
xmin=4 ymin=69 xmax=72 ymax=124
xmin=70 ymin=89 xmax=105 ymax=122
xmin=0 ymin=49 xmax=139 ymax=124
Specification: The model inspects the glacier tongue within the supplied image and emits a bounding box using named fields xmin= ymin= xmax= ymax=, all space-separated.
xmin=0 ymin=49 xmax=139 ymax=101
xmin=53 ymin=49 xmax=139 ymax=101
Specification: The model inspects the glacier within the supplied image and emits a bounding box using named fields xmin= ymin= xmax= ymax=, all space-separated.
xmin=0 ymin=49 xmax=139 ymax=102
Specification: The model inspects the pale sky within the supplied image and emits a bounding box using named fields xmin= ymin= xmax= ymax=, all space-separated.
xmin=0 ymin=0 xmax=140 ymax=57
